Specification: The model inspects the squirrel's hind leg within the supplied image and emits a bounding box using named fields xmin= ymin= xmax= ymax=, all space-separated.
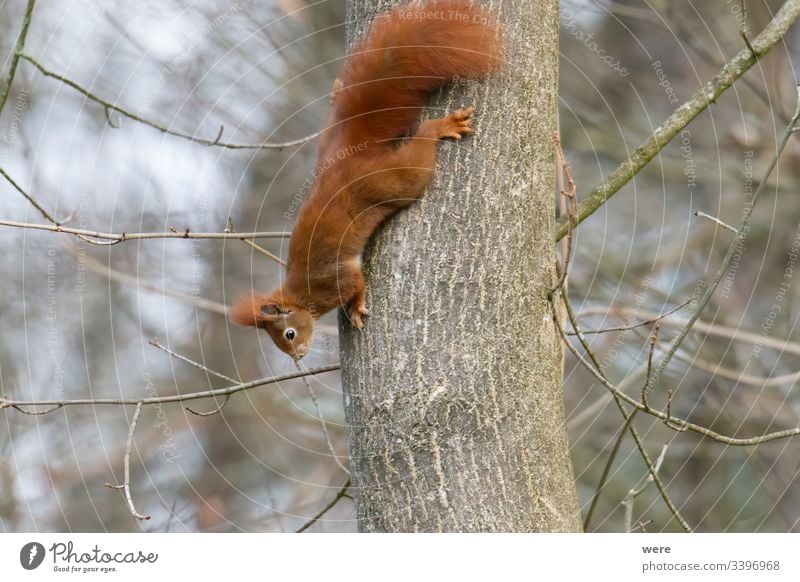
xmin=345 ymin=270 xmax=370 ymax=329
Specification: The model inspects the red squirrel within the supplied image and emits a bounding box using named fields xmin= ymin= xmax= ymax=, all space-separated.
xmin=231 ymin=1 xmax=503 ymax=359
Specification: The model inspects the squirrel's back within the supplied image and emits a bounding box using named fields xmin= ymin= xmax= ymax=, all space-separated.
xmin=332 ymin=1 xmax=503 ymax=147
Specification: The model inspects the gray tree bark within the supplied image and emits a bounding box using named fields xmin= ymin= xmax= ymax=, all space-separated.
xmin=339 ymin=0 xmax=582 ymax=532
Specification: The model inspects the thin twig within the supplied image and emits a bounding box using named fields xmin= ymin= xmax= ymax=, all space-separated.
xmin=104 ymin=105 xmax=118 ymax=128
xmin=672 ymin=8 xmax=772 ymax=111
xmin=549 ymin=133 xmax=577 ymax=294
xmin=241 ymin=238 xmax=286 ymax=266
xmin=576 ymin=305 xmax=800 ymax=357
xmin=212 ymin=125 xmax=224 ymax=145
xmin=59 ymin=237 xmax=229 ymax=315
xmin=740 ymin=30 xmax=757 ymax=59
xmin=3 ymin=145 xmax=231 ymax=318
xmin=0 ymin=166 xmax=59 ymax=225
xmin=0 ymin=168 xmax=124 ymax=245
xmin=148 ymin=338 xmax=237 ymax=416
xmin=295 ymin=478 xmax=351 ymax=533
xmin=149 ymin=338 xmax=238 ymax=384
xmin=631 ymin=519 xmax=653 ymax=533
xmin=554 ymin=262 xmax=685 ymax=530
xmin=664 ymin=389 xmax=686 ymax=432
xmin=184 ymin=395 xmax=231 ymax=417
xmin=0 ymin=165 xmax=287 ymax=249
xmin=648 ymin=86 xmax=800 ymax=399
xmin=623 ymin=444 xmax=670 ymax=534
xmin=296 ymin=363 xmax=349 ymax=475
xmin=17 ymin=53 xmax=322 ymax=150
xmin=641 ymin=325 xmax=660 ymax=410
xmin=226 ymin=218 xmax=286 ymax=267
xmin=676 ymin=351 xmax=800 ymax=388
xmin=583 ymin=406 xmax=637 ymax=531
xmin=0 ymin=167 xmax=140 ymax=249
xmin=105 ymin=402 xmax=150 ymax=521
xmin=569 ymin=299 xmax=691 ymax=336
xmin=739 ymin=0 xmax=757 ymax=56
xmin=10 ymin=403 xmax=63 ymax=415
xmin=554 ymin=0 xmax=800 ymax=241
xmin=0 ymin=365 xmax=340 ymax=412
xmin=559 ymin=287 xmax=685 ymax=531
xmin=0 ymin=0 xmax=36 ymax=119
xmin=554 ymin=300 xmax=800 ymax=446
xmin=0 ymin=216 xmax=288 ymax=242
xmin=694 ymin=211 xmax=739 ymax=233
xmin=558 ymin=276 xmax=604 ymax=374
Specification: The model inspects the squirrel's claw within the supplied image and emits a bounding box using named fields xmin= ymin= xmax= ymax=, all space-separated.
xmin=439 ymin=106 xmax=476 ymax=140
xmin=348 ymin=304 xmax=370 ymax=329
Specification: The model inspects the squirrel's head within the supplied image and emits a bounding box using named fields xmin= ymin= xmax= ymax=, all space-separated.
xmin=230 ymin=292 xmax=315 ymax=360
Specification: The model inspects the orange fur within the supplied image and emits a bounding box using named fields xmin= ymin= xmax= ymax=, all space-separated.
xmin=232 ymin=1 xmax=503 ymax=358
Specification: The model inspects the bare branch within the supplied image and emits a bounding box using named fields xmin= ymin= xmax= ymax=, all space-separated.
xmin=104 ymin=105 xmax=119 ymax=128
xmin=676 ymin=352 xmax=800 ymax=388
xmin=649 ymin=86 xmax=800 ymax=398
xmin=583 ymin=405 xmax=637 ymax=531
xmin=549 ymin=133 xmax=577 ymax=294
xmin=576 ymin=305 xmax=800 ymax=357
xmin=17 ymin=53 xmax=322 ymax=151
xmin=558 ymin=289 xmax=688 ymax=532
xmin=664 ymin=388 xmax=686 ymax=432
xmin=297 ymin=368 xmax=349 ymax=475
xmin=226 ymin=218 xmax=286 ymax=267
xmin=0 ymin=166 xmax=60 ymax=225
xmin=569 ymin=299 xmax=691 ymax=336
xmin=554 ymin=0 xmax=800 ymax=241
xmin=105 ymin=402 xmax=150 ymax=521
xmin=555 ymin=301 xmax=800 ymax=446
xmin=551 ymin=173 xmax=687 ymax=531
xmin=149 ymin=338 xmax=238 ymax=384
xmin=624 ymin=443 xmax=670 ymax=534
xmin=694 ymin=211 xmax=738 ymax=233
xmin=0 ymin=365 xmax=340 ymax=412
xmin=738 ymin=0 xmax=757 ymax=56
xmin=59 ymin=238 xmax=229 ymax=315
xmin=184 ymin=395 xmax=232 ymax=417
xmin=0 ymin=166 xmax=290 ymax=257
xmin=641 ymin=325 xmax=660 ymax=410
xmin=0 ymin=0 xmax=36 ymax=118
xmin=295 ymin=478 xmax=351 ymax=533
xmin=148 ymin=338 xmax=237 ymax=416
xmin=0 ymin=217 xmax=288 ymax=242
xmin=240 ymin=238 xmax=286 ymax=265
xmin=10 ymin=403 xmax=63 ymax=415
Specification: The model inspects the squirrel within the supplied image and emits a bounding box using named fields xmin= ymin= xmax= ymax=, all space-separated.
xmin=230 ymin=1 xmax=503 ymax=359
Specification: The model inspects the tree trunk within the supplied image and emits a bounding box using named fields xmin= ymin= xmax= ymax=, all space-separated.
xmin=339 ymin=0 xmax=581 ymax=532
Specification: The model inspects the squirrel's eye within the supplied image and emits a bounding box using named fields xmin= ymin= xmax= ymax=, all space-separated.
xmin=284 ymin=328 xmax=296 ymax=341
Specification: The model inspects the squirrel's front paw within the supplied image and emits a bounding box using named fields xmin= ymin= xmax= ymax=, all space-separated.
xmin=348 ymin=302 xmax=370 ymax=329
xmin=438 ymin=106 xmax=476 ymax=140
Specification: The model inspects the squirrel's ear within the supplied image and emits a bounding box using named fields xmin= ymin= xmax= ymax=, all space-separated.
xmin=260 ymin=303 xmax=286 ymax=320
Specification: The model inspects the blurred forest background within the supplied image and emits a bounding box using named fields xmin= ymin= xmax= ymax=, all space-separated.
xmin=0 ymin=0 xmax=799 ymax=532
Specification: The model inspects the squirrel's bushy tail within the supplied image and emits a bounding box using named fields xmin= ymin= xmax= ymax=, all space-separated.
xmin=335 ymin=1 xmax=503 ymax=146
